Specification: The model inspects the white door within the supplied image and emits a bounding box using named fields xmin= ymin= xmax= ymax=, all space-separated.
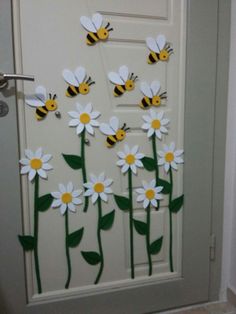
xmin=0 ymin=0 xmax=227 ymax=313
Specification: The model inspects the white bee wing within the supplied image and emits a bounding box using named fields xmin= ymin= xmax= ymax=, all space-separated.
xmin=119 ymin=65 xmax=129 ymax=82
xmin=92 ymin=13 xmax=103 ymax=30
xmin=100 ymin=123 xmax=116 ymax=135
xmin=80 ymin=16 xmax=97 ymax=32
xmin=156 ymin=34 xmax=166 ymax=51
xmin=146 ymin=37 xmax=160 ymax=53
xmin=110 ymin=116 xmax=119 ymax=132
xmin=35 ymin=85 xmax=46 ymax=102
xmin=25 ymin=96 xmax=44 ymax=108
xmin=108 ymin=72 xmax=124 ymax=85
xmin=140 ymin=82 xmax=153 ymax=98
xmin=75 ymin=67 xmax=86 ymax=84
xmin=62 ymin=69 xmax=78 ymax=86
xmin=150 ymin=81 xmax=161 ymax=96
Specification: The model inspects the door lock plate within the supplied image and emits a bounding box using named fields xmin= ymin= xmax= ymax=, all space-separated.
xmin=0 ymin=100 xmax=9 ymax=117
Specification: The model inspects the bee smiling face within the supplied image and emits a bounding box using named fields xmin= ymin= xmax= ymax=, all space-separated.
xmin=152 ymin=95 xmax=161 ymax=106
xmin=125 ymin=80 xmax=135 ymax=91
xmin=45 ymin=94 xmax=57 ymax=111
xmin=116 ymin=129 xmax=126 ymax=141
xmin=97 ymin=27 xmax=109 ymax=40
xmin=79 ymin=82 xmax=90 ymax=95
xmin=159 ymin=49 xmax=169 ymax=61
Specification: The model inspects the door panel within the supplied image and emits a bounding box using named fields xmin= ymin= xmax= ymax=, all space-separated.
xmin=0 ymin=0 xmax=227 ymax=313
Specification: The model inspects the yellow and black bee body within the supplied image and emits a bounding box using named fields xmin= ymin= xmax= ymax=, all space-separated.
xmin=108 ymin=67 xmax=138 ymax=97
xmin=139 ymin=81 xmax=166 ymax=110
xmin=146 ymin=35 xmax=173 ymax=64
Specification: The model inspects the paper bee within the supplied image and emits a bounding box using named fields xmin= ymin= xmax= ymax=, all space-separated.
xmin=139 ymin=81 xmax=167 ymax=109
xmin=146 ymin=35 xmax=173 ymax=64
xmin=108 ymin=65 xmax=138 ymax=97
xmin=25 ymin=86 xmax=57 ymax=120
xmin=80 ymin=13 xmax=113 ymax=45
xmin=62 ymin=67 xmax=95 ymax=97
xmin=100 ymin=116 xmax=130 ymax=148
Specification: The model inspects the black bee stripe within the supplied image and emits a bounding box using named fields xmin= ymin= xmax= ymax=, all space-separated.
xmin=36 ymin=106 xmax=48 ymax=117
xmin=142 ymin=98 xmax=149 ymax=108
xmin=114 ymin=86 xmax=125 ymax=96
xmin=87 ymin=33 xmax=99 ymax=44
xmin=67 ymin=86 xmax=79 ymax=97
xmin=149 ymin=53 xmax=157 ymax=63
xmin=107 ymin=135 xmax=117 ymax=146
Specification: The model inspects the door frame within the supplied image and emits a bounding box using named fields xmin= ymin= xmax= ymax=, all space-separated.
xmin=0 ymin=0 xmax=230 ymax=313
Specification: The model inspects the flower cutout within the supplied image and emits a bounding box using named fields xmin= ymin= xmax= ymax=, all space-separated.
xmin=136 ymin=179 xmax=163 ymax=209
xmin=51 ymin=182 xmax=83 ymax=215
xmin=84 ymin=173 xmax=113 ymax=204
xmin=158 ymin=142 xmax=184 ymax=173
xmin=142 ymin=109 xmax=169 ymax=139
xmin=117 ymin=144 xmax=144 ymax=174
xmin=19 ymin=147 xmax=53 ymax=181
xmin=68 ymin=102 xmax=100 ymax=135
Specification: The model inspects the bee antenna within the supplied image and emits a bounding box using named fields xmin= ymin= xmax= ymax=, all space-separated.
xmin=89 ymin=81 xmax=95 ymax=86
xmin=86 ymin=76 xmax=91 ymax=83
xmin=108 ymin=28 xmax=113 ymax=32
xmin=105 ymin=22 xmax=110 ymax=29
xmin=125 ymin=127 xmax=130 ymax=132
xmin=122 ymin=123 xmax=126 ymax=129
xmin=53 ymin=94 xmax=57 ymax=100
xmin=49 ymin=93 xmax=52 ymax=99
xmin=134 ymin=76 xmax=138 ymax=82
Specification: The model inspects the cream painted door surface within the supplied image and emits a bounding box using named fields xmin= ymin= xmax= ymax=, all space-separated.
xmin=0 ymin=0 xmax=222 ymax=313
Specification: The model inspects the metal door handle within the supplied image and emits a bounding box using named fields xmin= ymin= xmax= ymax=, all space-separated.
xmin=0 ymin=71 xmax=34 ymax=89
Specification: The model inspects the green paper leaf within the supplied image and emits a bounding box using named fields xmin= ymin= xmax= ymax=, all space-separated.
xmin=133 ymin=219 xmax=147 ymax=235
xmin=114 ymin=194 xmax=130 ymax=211
xmin=67 ymin=227 xmax=84 ymax=248
xmin=62 ymin=154 xmax=83 ymax=170
xmin=18 ymin=235 xmax=35 ymax=251
xmin=36 ymin=194 xmax=53 ymax=212
xmin=81 ymin=251 xmax=101 ymax=265
xmin=99 ymin=210 xmax=115 ymax=230
xmin=158 ymin=178 xmax=171 ymax=194
xmin=150 ymin=236 xmax=163 ymax=255
xmin=170 ymin=195 xmax=184 ymax=213
xmin=141 ymin=157 xmax=156 ymax=171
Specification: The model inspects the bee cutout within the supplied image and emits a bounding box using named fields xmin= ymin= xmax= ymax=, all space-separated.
xmin=139 ymin=81 xmax=167 ymax=109
xmin=108 ymin=65 xmax=138 ymax=97
xmin=25 ymin=86 xmax=57 ymax=121
xmin=146 ymin=35 xmax=173 ymax=64
xmin=62 ymin=67 xmax=95 ymax=97
xmin=80 ymin=13 xmax=113 ymax=45
xmin=100 ymin=116 xmax=130 ymax=148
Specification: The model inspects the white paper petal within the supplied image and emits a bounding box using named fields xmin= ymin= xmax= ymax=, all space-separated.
xmin=25 ymin=149 xmax=34 ymax=160
xmin=84 ymin=103 xmax=92 ymax=113
xmin=158 ymin=158 xmax=165 ymax=165
xmin=41 ymin=154 xmax=52 ymax=162
xmin=170 ymin=142 xmax=175 ymax=151
xmin=92 ymin=193 xmax=98 ymax=204
xmin=175 ymin=149 xmax=184 ymax=157
xmin=90 ymin=120 xmax=100 ymax=127
xmin=73 ymin=198 xmax=82 ymax=205
xmin=135 ymin=160 xmax=143 ymax=168
xmin=19 ymin=158 xmax=30 ymax=166
xmin=136 ymin=153 xmax=144 ymax=160
xmin=67 ymin=182 xmax=73 ymax=193
xmin=137 ymin=194 xmax=145 ymax=202
xmin=171 ymin=161 xmax=178 ymax=170
xmin=121 ymin=163 xmax=129 ymax=173
xmin=117 ymin=151 xmax=126 ymax=159
xmin=155 ymin=130 xmax=162 ymax=140
xmin=117 ymin=159 xmax=125 ymax=166
xmin=147 ymin=128 xmax=155 ymax=137
xmin=175 ymin=157 xmax=184 ymax=164
xmin=91 ymin=111 xmax=100 ymax=119
xmin=151 ymin=199 xmax=157 ymax=207
xmin=142 ymin=123 xmax=151 ymax=130
xmin=51 ymin=191 xmax=61 ymax=199
xmin=131 ymin=145 xmax=139 ymax=155
xmin=98 ymin=172 xmax=105 ymax=181
xmin=130 ymin=164 xmax=137 ymax=174
xmin=143 ymin=198 xmax=150 ymax=209
xmin=157 ymin=150 xmax=165 ymax=157
xmin=42 ymin=163 xmax=53 ymax=170
xmin=59 ymin=184 xmax=66 ymax=193
xmin=104 ymin=178 xmax=113 ymax=186
xmin=104 ymin=187 xmax=113 ymax=194
xmin=85 ymin=124 xmax=94 ymax=135
xmin=136 ymin=188 xmax=145 ymax=194
xmin=100 ymin=192 xmax=108 ymax=202
xmin=69 ymin=119 xmax=80 ymax=127
xmin=164 ymin=163 xmax=170 ymax=173
xmin=72 ymin=189 xmax=82 ymax=197
xmin=83 ymin=182 xmax=93 ymax=189
xmin=68 ymin=111 xmax=80 ymax=119
xmin=37 ymin=169 xmax=47 ymax=179
xmin=90 ymin=174 xmax=97 ymax=183
xmin=60 ymin=203 xmax=67 ymax=215
xmin=20 ymin=165 xmax=30 ymax=174
xmin=28 ymin=169 xmax=36 ymax=181
xmin=124 ymin=144 xmax=130 ymax=154
xmin=68 ymin=202 xmax=76 ymax=212
xmin=84 ymin=189 xmax=94 ymax=196
xmin=52 ymin=199 xmax=61 ymax=208
xmin=150 ymin=179 xmax=156 ymax=188
xmin=142 ymin=115 xmax=152 ymax=123
xmin=76 ymin=123 xmax=84 ymax=135
xmin=35 ymin=147 xmax=43 ymax=158
xmin=76 ymin=103 xmax=83 ymax=113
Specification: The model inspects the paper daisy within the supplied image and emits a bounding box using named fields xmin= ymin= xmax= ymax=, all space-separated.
xmin=136 ymin=179 xmax=163 ymax=209
xmin=68 ymin=102 xmax=100 ymax=135
xmin=158 ymin=142 xmax=184 ymax=173
xmin=19 ymin=147 xmax=53 ymax=181
xmin=117 ymin=144 xmax=144 ymax=174
xmin=142 ymin=109 xmax=169 ymax=139
xmin=51 ymin=182 xmax=83 ymax=215
xmin=84 ymin=173 xmax=113 ymax=204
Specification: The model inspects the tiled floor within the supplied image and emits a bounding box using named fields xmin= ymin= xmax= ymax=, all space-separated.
xmin=160 ymin=301 xmax=236 ymax=314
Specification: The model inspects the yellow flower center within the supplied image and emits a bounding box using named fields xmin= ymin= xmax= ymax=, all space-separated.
xmin=151 ymin=119 xmax=161 ymax=129
xmin=30 ymin=158 xmax=42 ymax=170
xmin=145 ymin=189 xmax=155 ymax=200
xmin=80 ymin=113 xmax=91 ymax=124
xmin=94 ymin=182 xmax=104 ymax=193
xmin=61 ymin=192 xmax=72 ymax=204
xmin=125 ymin=154 xmax=135 ymax=165
xmin=165 ymin=152 xmax=174 ymax=162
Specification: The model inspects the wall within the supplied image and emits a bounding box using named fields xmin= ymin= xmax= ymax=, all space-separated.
xmin=221 ymin=0 xmax=236 ymax=300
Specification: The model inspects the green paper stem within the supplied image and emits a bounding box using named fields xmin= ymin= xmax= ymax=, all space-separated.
xmin=169 ymin=168 xmax=174 ymax=272
xmin=94 ymin=197 xmax=104 ymax=284
xmin=33 ymin=174 xmax=42 ymax=294
xmin=146 ymin=205 xmax=152 ymax=276
xmin=151 ymin=134 xmax=159 ymax=209
xmin=81 ymin=130 xmax=89 ymax=212
xmin=65 ymin=211 xmax=72 ymax=289
xmin=128 ymin=168 xmax=135 ymax=279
